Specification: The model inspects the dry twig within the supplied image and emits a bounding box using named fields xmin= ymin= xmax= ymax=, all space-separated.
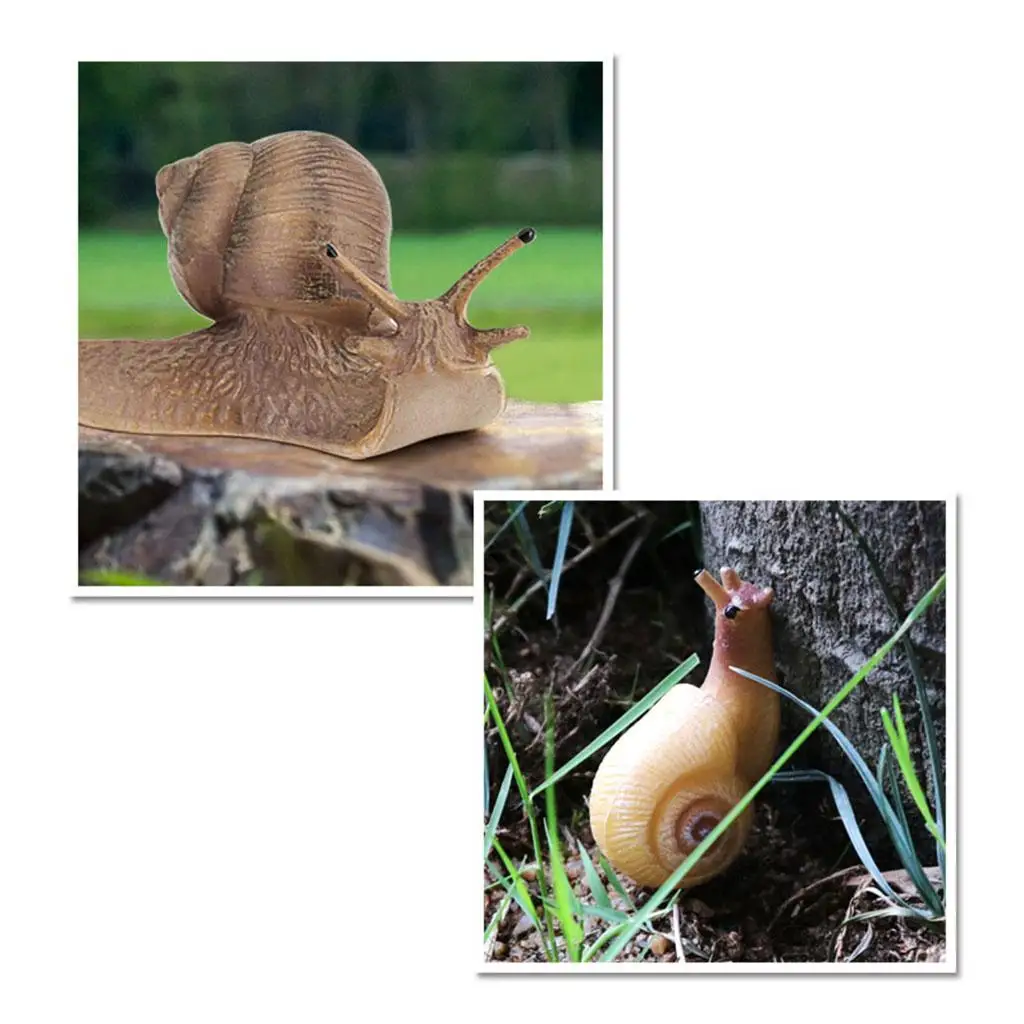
xmin=562 ymin=515 xmax=654 ymax=682
xmin=767 ymin=865 xmax=864 ymax=933
xmin=488 ymin=511 xmax=648 ymax=638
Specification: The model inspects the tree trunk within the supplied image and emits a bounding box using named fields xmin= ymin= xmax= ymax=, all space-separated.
xmin=698 ymin=500 xmax=947 ymax=848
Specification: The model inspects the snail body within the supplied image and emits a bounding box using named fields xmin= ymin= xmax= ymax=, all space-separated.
xmin=79 ymin=131 xmax=535 ymax=460
xmin=589 ymin=567 xmax=779 ymax=888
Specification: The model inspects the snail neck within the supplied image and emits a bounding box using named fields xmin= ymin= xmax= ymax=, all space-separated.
xmin=702 ymin=611 xmax=780 ymax=781
xmin=705 ymin=613 xmax=775 ymax=690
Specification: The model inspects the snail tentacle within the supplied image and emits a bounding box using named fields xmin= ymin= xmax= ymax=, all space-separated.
xmin=324 ymin=242 xmax=409 ymax=323
xmin=440 ymin=228 xmax=536 ymax=320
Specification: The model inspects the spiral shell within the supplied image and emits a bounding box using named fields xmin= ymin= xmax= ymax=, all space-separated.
xmin=156 ymin=131 xmax=393 ymax=321
xmin=589 ymin=684 xmax=754 ymax=888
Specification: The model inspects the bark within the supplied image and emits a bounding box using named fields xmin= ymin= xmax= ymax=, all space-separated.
xmin=698 ymin=500 xmax=947 ymax=847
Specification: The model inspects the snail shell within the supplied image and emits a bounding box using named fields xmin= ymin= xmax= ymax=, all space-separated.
xmin=589 ymin=684 xmax=755 ymax=887
xmin=588 ymin=568 xmax=778 ymax=888
xmin=156 ymin=131 xmax=391 ymax=325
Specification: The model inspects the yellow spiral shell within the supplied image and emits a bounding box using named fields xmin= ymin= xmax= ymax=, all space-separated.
xmin=589 ymin=684 xmax=754 ymax=888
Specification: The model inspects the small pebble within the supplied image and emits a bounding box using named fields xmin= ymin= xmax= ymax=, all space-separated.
xmin=565 ymin=859 xmax=583 ymax=881
xmin=520 ymin=866 xmax=537 ymax=882
xmin=512 ymin=913 xmax=534 ymax=938
xmin=649 ymin=934 xmax=671 ymax=956
xmin=491 ymin=941 xmax=509 ymax=959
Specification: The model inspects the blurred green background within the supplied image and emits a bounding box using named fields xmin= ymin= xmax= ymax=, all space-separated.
xmin=79 ymin=62 xmax=603 ymax=403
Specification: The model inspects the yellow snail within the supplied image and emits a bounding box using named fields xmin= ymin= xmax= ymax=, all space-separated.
xmin=79 ymin=130 xmax=535 ymax=459
xmin=589 ymin=567 xmax=779 ymax=887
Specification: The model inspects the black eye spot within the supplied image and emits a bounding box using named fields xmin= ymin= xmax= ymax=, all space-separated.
xmin=325 ymin=243 xmax=338 ymax=258
xmin=723 ymin=604 xmax=739 ymax=619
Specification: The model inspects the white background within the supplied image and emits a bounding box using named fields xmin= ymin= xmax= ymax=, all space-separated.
xmin=2 ymin=3 xmax=1021 ymax=1018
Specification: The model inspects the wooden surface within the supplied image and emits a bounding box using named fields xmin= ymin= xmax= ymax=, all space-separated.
xmin=79 ymin=399 xmax=604 ymax=490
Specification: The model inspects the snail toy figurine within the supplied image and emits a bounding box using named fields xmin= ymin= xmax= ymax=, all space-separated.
xmin=79 ymin=131 xmax=536 ymax=459
xmin=589 ymin=567 xmax=780 ymax=888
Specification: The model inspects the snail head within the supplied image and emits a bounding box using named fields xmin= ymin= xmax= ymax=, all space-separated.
xmin=695 ymin=567 xmax=774 ymax=623
xmin=323 ymin=228 xmax=535 ymax=366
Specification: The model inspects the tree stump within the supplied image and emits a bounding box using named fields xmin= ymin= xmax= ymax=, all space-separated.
xmin=79 ymin=400 xmax=602 ymax=587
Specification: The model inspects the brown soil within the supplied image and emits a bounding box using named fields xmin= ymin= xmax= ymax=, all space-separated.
xmin=483 ymin=501 xmax=946 ymax=965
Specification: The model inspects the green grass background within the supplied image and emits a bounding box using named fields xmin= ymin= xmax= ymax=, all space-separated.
xmin=79 ymin=228 xmax=602 ymax=403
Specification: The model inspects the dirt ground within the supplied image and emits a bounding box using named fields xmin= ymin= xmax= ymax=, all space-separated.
xmin=483 ymin=502 xmax=946 ymax=964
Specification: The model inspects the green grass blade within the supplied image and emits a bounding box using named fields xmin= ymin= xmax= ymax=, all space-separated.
xmin=732 ymin=667 xmax=943 ymax=914
xmin=485 ymin=500 xmax=530 ymax=552
xmin=544 ymin=693 xmax=583 ymax=961
xmin=599 ymin=573 xmax=947 ymax=961
xmin=835 ymin=506 xmax=945 ymax=860
xmin=582 ymin=922 xmax=629 ymax=961
xmin=79 ymin=569 xmax=167 ymax=586
xmin=577 ymin=844 xmax=613 ymax=912
xmin=882 ymin=748 xmax=915 ymax=847
xmin=489 ymin=841 xmax=548 ymax=952
xmin=511 ymin=510 xmax=548 ymax=589
xmin=577 ymin=903 xmax=630 ymax=925
xmin=483 ymin=674 xmax=557 ymax=956
xmin=875 ymin=742 xmax=890 ymax=793
xmin=484 ymin=862 xmax=523 ymax=913
xmin=659 ymin=519 xmax=693 ymax=542
xmin=843 ymin=906 xmax=940 ymax=926
xmin=882 ymin=697 xmax=945 ymax=851
xmin=544 ymin=821 xmax=583 ymax=962
xmin=771 ymin=769 xmax=924 ymax=914
xmin=483 ymin=737 xmax=490 ymax=814
xmin=546 ymin=500 xmax=576 ymax=620
xmin=484 ymin=886 xmax=515 ymax=949
xmin=488 ymin=628 xmax=516 ymax=703
xmin=529 ymin=653 xmax=700 ymax=799
xmin=484 ymin=763 xmax=515 ymax=860
xmin=598 ymin=853 xmax=635 ymax=912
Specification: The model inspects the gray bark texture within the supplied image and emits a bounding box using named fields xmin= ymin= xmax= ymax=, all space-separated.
xmin=698 ymin=501 xmax=947 ymax=844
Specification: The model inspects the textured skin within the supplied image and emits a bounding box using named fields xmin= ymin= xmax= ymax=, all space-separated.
xmin=79 ymin=131 xmax=535 ymax=460
xmin=588 ymin=569 xmax=779 ymax=888
xmin=79 ymin=311 xmax=388 ymax=451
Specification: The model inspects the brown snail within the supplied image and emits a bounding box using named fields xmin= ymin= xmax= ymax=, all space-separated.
xmin=79 ymin=130 xmax=535 ymax=459
xmin=588 ymin=567 xmax=780 ymax=888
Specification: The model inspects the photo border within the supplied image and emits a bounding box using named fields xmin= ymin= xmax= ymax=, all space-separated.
xmin=475 ymin=493 xmax=957 ymax=974
xmin=75 ymin=58 xmax=615 ymax=600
